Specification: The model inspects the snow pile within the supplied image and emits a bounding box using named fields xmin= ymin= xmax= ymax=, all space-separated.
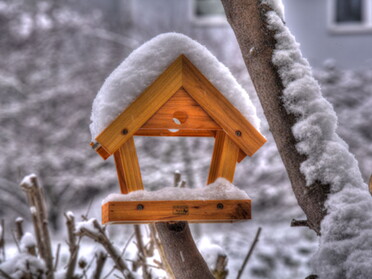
xmin=0 ymin=253 xmax=45 ymax=279
xmin=75 ymin=218 xmax=100 ymax=234
xmin=264 ymin=3 xmax=371 ymax=278
xmin=198 ymin=238 xmax=227 ymax=271
xmin=20 ymin=173 xmax=36 ymax=188
xmin=102 ymin=178 xmax=249 ymax=204
xmin=20 ymin=232 xmax=36 ymax=252
xmin=262 ymin=0 xmax=284 ymax=20
xmin=90 ymin=32 xmax=260 ymax=140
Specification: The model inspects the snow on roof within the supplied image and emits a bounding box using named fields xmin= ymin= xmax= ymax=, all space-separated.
xmin=90 ymin=32 xmax=260 ymax=140
xmin=102 ymin=178 xmax=249 ymax=204
xmin=264 ymin=4 xmax=371 ymax=278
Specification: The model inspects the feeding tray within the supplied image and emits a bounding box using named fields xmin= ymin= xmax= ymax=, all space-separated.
xmin=90 ymin=43 xmax=266 ymax=224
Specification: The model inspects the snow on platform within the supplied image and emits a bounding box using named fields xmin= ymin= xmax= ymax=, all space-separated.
xmin=102 ymin=178 xmax=249 ymax=204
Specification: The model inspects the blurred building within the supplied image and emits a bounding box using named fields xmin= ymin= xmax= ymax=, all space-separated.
xmin=283 ymin=0 xmax=372 ymax=69
xmin=92 ymin=0 xmax=372 ymax=69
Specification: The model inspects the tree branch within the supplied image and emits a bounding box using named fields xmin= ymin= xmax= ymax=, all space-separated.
xmin=220 ymin=0 xmax=329 ymax=235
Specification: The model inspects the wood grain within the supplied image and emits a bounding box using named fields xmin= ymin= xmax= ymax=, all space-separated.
xmin=95 ymin=56 xmax=183 ymax=156
xmin=102 ymin=199 xmax=251 ymax=224
xmin=208 ymin=131 xmax=240 ymax=184
xmin=141 ymin=88 xmax=220 ymax=130
xmin=113 ymin=136 xmax=143 ymax=194
xmin=135 ymin=129 xmax=216 ymax=137
xmin=181 ymin=55 xmax=266 ymax=156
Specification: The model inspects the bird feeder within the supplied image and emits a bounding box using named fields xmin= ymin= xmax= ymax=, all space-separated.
xmin=90 ymin=55 xmax=266 ymax=224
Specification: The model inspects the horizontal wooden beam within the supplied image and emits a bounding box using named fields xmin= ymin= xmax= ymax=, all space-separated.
xmin=135 ymin=128 xmax=217 ymax=137
xmin=102 ymin=199 xmax=251 ymax=224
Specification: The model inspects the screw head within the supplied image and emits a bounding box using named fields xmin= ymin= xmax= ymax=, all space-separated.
xmin=217 ymin=203 xmax=224 ymax=209
xmin=137 ymin=204 xmax=144 ymax=210
xmin=122 ymin=129 xmax=128 ymax=135
xmin=235 ymin=130 xmax=242 ymax=137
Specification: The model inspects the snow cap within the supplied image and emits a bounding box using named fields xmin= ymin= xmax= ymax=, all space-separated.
xmin=90 ymin=32 xmax=260 ymax=140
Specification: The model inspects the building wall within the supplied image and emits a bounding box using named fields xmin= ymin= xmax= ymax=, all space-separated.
xmin=283 ymin=0 xmax=372 ymax=69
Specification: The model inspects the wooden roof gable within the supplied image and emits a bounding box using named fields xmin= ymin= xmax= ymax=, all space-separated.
xmin=92 ymin=55 xmax=266 ymax=160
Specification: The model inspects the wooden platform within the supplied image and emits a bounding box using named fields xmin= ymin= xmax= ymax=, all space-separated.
xmin=102 ymin=199 xmax=251 ymax=224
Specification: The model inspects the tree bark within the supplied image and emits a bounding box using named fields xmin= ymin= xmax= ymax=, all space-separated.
xmin=155 ymin=222 xmax=214 ymax=279
xmin=220 ymin=0 xmax=329 ymax=235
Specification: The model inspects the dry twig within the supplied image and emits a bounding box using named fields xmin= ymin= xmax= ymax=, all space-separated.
xmin=77 ymin=219 xmax=135 ymax=279
xmin=236 ymin=227 xmax=262 ymax=279
xmin=0 ymin=219 xmax=6 ymax=262
xmin=21 ymin=175 xmax=54 ymax=279
xmin=212 ymin=254 xmax=228 ymax=279
xmin=64 ymin=212 xmax=79 ymax=278
xmin=93 ymin=250 xmax=107 ymax=279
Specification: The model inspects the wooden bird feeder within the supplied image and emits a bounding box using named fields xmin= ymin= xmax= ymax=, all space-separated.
xmin=90 ymin=55 xmax=266 ymax=224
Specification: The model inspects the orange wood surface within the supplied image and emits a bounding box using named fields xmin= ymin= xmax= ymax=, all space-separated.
xmin=181 ymin=55 xmax=266 ymax=156
xmin=135 ymin=129 xmax=216 ymax=137
xmin=141 ymin=88 xmax=220 ymax=130
xmin=113 ymin=136 xmax=143 ymax=194
xmin=93 ymin=55 xmax=266 ymax=160
xmin=207 ymin=131 xmax=240 ymax=184
xmin=102 ymin=199 xmax=251 ymax=224
xmin=95 ymin=56 xmax=183 ymax=157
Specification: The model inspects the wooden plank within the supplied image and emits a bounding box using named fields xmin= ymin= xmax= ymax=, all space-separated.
xmin=135 ymin=128 xmax=216 ymax=137
xmin=95 ymin=56 xmax=184 ymax=156
xmin=237 ymin=149 xmax=247 ymax=163
xmin=102 ymin=199 xmax=251 ymax=224
xmin=181 ymin=55 xmax=267 ymax=156
xmin=141 ymin=88 xmax=220 ymax=130
xmin=113 ymin=136 xmax=143 ymax=194
xmin=208 ymin=131 xmax=240 ymax=184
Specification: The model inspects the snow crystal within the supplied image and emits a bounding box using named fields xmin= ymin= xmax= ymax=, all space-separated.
xmin=90 ymin=32 xmax=260 ymax=140
xmin=76 ymin=218 xmax=100 ymax=234
xmin=261 ymin=0 xmax=285 ymax=20
xmin=198 ymin=238 xmax=227 ymax=270
xmin=30 ymin=206 xmax=37 ymax=215
xmin=15 ymin=217 xmax=23 ymax=223
xmin=20 ymin=173 xmax=36 ymax=188
xmin=102 ymin=178 xmax=249 ymax=204
xmin=263 ymin=3 xmax=371 ymax=278
xmin=65 ymin=211 xmax=74 ymax=219
xmin=20 ymin=232 xmax=36 ymax=252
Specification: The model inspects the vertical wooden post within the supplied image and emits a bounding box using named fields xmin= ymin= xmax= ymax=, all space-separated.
xmin=113 ymin=136 xmax=143 ymax=193
xmin=207 ymin=131 xmax=240 ymax=184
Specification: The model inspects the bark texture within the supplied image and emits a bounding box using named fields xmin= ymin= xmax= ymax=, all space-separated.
xmin=221 ymin=0 xmax=329 ymax=235
xmin=155 ymin=222 xmax=214 ymax=279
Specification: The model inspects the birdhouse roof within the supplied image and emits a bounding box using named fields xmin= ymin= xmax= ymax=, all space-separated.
xmin=90 ymin=33 xmax=266 ymax=160
xmin=90 ymin=33 xmax=260 ymax=140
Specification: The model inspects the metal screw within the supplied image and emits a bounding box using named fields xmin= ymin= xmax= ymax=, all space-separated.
xmin=122 ymin=129 xmax=128 ymax=135
xmin=235 ymin=130 xmax=242 ymax=137
xmin=137 ymin=204 xmax=144 ymax=210
xmin=217 ymin=203 xmax=224 ymax=209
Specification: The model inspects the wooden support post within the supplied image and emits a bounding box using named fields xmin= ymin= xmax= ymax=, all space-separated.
xmin=113 ymin=136 xmax=143 ymax=193
xmin=208 ymin=131 xmax=240 ymax=184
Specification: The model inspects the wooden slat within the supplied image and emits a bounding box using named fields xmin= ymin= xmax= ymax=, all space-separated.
xmin=237 ymin=149 xmax=247 ymax=163
xmin=135 ymin=128 xmax=216 ymax=137
xmin=181 ymin=55 xmax=267 ymax=156
xmin=208 ymin=131 xmax=240 ymax=184
xmin=95 ymin=56 xmax=184 ymax=156
xmin=102 ymin=199 xmax=251 ymax=224
xmin=113 ymin=136 xmax=143 ymax=194
xmin=141 ymin=88 xmax=220 ymax=130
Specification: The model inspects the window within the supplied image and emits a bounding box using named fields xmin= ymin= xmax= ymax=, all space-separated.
xmin=191 ymin=0 xmax=227 ymax=25
xmin=328 ymin=0 xmax=372 ymax=33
